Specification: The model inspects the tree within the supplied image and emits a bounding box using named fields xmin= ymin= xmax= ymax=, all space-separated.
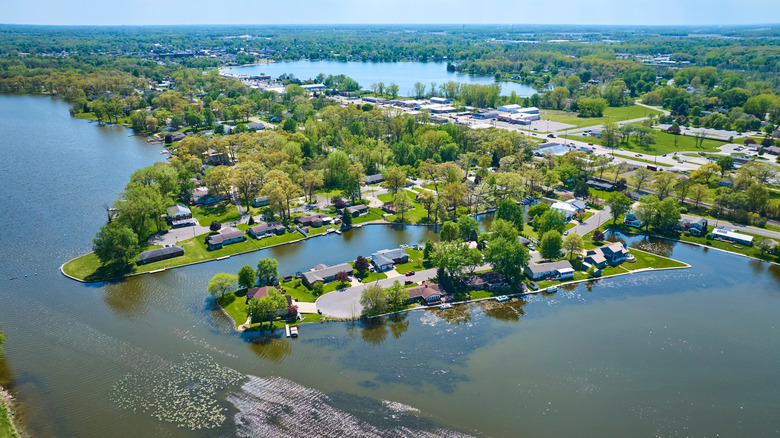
xmin=92 ymin=224 xmax=140 ymax=267
xmin=539 ymin=230 xmax=563 ymax=260
xmin=654 ymin=198 xmax=682 ymax=231
xmin=562 ymin=233 xmax=584 ymax=259
xmin=755 ymin=238 xmax=776 ymax=256
xmin=573 ymin=180 xmax=590 ymax=198
xmin=287 ymin=304 xmax=299 ymax=320
xmin=716 ymin=156 xmax=735 ymax=175
xmin=489 ymin=218 xmax=520 ymax=242
xmin=605 ymin=192 xmax=632 ymax=224
xmin=382 ymin=167 xmax=408 ymax=195
xmin=237 ymin=265 xmax=255 ymax=289
xmin=341 ymin=208 xmax=353 ymax=228
xmin=496 ymin=199 xmax=524 ymax=231
xmin=360 ymin=284 xmax=388 ymax=317
xmin=457 ymin=214 xmax=480 ymax=242
xmin=430 ymin=241 xmax=472 ymax=279
xmin=601 ymin=121 xmax=620 ymax=149
xmin=312 ymin=281 xmax=324 ymax=296
xmin=675 ymin=178 xmax=694 ymax=202
xmin=256 ymin=257 xmax=278 ymax=286
xmin=527 ymin=203 xmax=550 ymax=222
xmin=483 ymin=237 xmax=530 ymax=283
xmin=394 ymin=191 xmax=414 ymax=223
xmin=440 ymin=221 xmax=460 ymax=241
xmin=592 ymin=229 xmax=605 ymax=242
xmin=423 ymin=240 xmax=434 ymax=260
xmin=210 ymin=221 xmax=222 ymax=232
xmin=387 ymin=83 xmax=400 ymax=99
xmin=691 ymin=163 xmax=720 ymax=184
xmin=354 ymin=255 xmax=370 ymax=276
xmin=386 ymin=280 xmax=410 ymax=311
xmin=207 ymin=272 xmax=238 ymax=299
xmin=653 ymin=173 xmax=677 ymax=199
xmin=231 ymin=161 xmax=265 ymax=208
xmin=335 ymin=271 xmax=350 ymax=286
xmin=632 ymin=168 xmax=654 ymax=193
xmin=417 ymin=190 xmax=436 ymax=221
xmin=533 ymin=209 xmax=568 ymax=234
xmin=690 ymin=184 xmax=709 ymax=208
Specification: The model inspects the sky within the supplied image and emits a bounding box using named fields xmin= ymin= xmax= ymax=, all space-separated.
xmin=2 ymin=0 xmax=779 ymax=26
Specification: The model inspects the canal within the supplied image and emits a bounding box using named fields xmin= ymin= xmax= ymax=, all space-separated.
xmin=1 ymin=95 xmax=779 ymax=437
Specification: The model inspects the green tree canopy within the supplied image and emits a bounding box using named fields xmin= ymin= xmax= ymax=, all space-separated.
xmin=92 ymin=224 xmax=140 ymax=267
xmin=207 ymin=272 xmax=238 ymax=298
xmin=539 ymin=230 xmax=563 ymax=260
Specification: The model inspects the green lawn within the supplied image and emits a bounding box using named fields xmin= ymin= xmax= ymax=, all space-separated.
xmin=379 ymin=191 xmax=433 ymax=224
xmin=191 ymin=202 xmax=241 ymax=224
xmin=624 ymin=248 xmax=688 ymax=270
xmin=315 ymin=187 xmax=346 ymax=198
xmin=217 ymin=288 xmax=323 ymax=330
xmin=541 ymin=105 xmax=663 ymax=129
xmin=566 ymin=129 xmax=725 ymax=156
xmin=0 ymin=403 xmax=18 ymax=438
xmin=352 ymin=208 xmax=386 ymax=225
xmin=355 ymin=271 xmax=388 ymax=283
xmin=62 ymin=228 xmax=307 ymax=282
xmin=394 ymin=248 xmax=430 ymax=274
xmin=277 ymin=279 xmax=318 ymax=302
xmin=610 ymin=153 xmax=674 ymax=167
xmin=677 ymin=226 xmax=778 ymax=264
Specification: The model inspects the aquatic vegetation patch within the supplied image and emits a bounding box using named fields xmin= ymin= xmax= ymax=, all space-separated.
xmin=229 ymin=375 xmax=473 ymax=437
xmin=110 ymin=353 xmax=244 ymax=430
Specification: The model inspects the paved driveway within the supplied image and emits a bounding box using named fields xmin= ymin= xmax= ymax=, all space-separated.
xmin=148 ymin=223 xmax=210 ymax=246
xmin=316 ymin=268 xmax=438 ymax=318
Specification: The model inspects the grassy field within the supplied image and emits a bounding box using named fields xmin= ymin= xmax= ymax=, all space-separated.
xmin=393 ymin=248 xmax=430 ymax=274
xmin=0 ymin=403 xmax=17 ymax=438
xmin=542 ymin=105 xmax=663 ymax=129
xmin=191 ymin=202 xmax=241 ymax=224
xmin=565 ymin=129 xmax=726 ymax=156
xmin=62 ymin=228 xmax=306 ymax=282
xmin=352 ymin=208 xmax=386 ymax=225
xmin=379 ymin=191 xmax=433 ymax=224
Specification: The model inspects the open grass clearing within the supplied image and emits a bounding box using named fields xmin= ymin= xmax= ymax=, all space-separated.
xmin=542 ymin=105 xmax=663 ymax=129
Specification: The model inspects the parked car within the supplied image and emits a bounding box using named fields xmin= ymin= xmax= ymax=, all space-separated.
xmin=405 ymin=271 xmax=415 ymax=276
xmin=405 ymin=280 xmax=414 ymax=285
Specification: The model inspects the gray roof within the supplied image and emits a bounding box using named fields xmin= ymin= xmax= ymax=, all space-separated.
xmin=347 ymin=204 xmax=368 ymax=213
xmin=139 ymin=245 xmax=184 ymax=262
xmin=249 ymin=221 xmax=284 ymax=234
xmin=372 ymin=253 xmax=394 ymax=267
xmin=373 ymin=248 xmax=408 ymax=261
xmin=206 ymin=227 xmax=244 ymax=245
xmin=167 ymin=204 xmax=191 ymax=216
xmin=365 ymin=174 xmax=384 ymax=184
xmin=525 ymin=260 xmax=573 ymax=275
xmin=302 ymin=263 xmax=353 ymax=284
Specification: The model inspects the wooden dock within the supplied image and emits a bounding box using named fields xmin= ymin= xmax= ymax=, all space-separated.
xmin=285 ymin=324 xmax=291 ymax=338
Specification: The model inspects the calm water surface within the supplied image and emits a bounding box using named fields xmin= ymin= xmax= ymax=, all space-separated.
xmin=1 ymin=95 xmax=780 ymax=437
xmin=223 ymin=60 xmax=538 ymax=97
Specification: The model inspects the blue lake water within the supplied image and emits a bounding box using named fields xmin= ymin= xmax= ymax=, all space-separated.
xmin=0 ymin=95 xmax=779 ymax=437
xmin=223 ymin=60 xmax=538 ymax=97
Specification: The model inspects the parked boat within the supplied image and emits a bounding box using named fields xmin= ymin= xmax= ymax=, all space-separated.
xmin=439 ymin=303 xmax=452 ymax=309
xmin=547 ymin=286 xmax=558 ymax=293
xmin=335 ymin=229 xmax=342 ymax=235
xmin=495 ymin=295 xmax=510 ymax=302
xmin=290 ymin=326 xmax=299 ymax=338
xmin=326 ymin=227 xmax=336 ymax=233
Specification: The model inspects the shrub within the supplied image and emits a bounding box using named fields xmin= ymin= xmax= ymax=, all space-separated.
xmin=210 ymin=221 xmax=222 ymax=232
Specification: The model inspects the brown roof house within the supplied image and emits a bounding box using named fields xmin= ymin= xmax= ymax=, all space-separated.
xmin=407 ymin=281 xmax=445 ymax=304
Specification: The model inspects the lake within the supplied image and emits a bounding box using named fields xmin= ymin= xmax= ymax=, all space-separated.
xmin=1 ymin=95 xmax=780 ymax=437
xmin=223 ymin=60 xmax=538 ymax=97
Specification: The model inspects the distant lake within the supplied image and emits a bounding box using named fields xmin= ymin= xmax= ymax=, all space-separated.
xmin=223 ymin=60 xmax=538 ymax=97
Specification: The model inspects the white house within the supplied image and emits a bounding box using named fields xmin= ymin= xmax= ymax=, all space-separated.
xmin=551 ymin=199 xmax=588 ymax=220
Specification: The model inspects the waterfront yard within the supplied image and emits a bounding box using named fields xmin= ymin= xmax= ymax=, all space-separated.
xmin=217 ymin=288 xmax=324 ymax=330
xmin=191 ymin=202 xmax=242 ymax=225
xmin=564 ymin=129 xmax=725 ymax=156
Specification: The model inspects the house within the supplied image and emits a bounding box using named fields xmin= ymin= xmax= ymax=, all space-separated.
xmin=763 ymin=146 xmax=780 ymax=155
xmin=205 ymin=227 xmax=246 ymax=250
xmin=585 ymin=242 xmax=629 ymax=268
xmin=407 ymin=281 xmax=445 ymax=304
xmin=677 ymin=217 xmax=708 ymax=236
xmin=523 ymin=260 xmax=574 ymax=280
xmin=138 ymin=245 xmax=184 ymax=265
xmin=710 ymin=226 xmax=753 ymax=246
xmin=381 ymin=202 xmax=396 ymax=213
xmin=551 ymin=199 xmax=587 ymax=220
xmin=251 ymin=196 xmax=269 ymax=207
xmin=461 ymin=272 xmax=509 ymax=291
xmin=248 ymin=221 xmax=286 ymax=239
xmin=365 ymin=173 xmax=384 ymax=185
xmin=587 ymin=179 xmax=615 ymax=191
xmin=164 ymin=132 xmax=185 ymax=144
xmin=245 ymin=285 xmax=293 ymax=306
xmin=301 ymin=263 xmax=354 ymax=287
xmin=717 ymin=178 xmax=734 ymax=188
xmin=371 ymin=248 xmax=410 ymax=271
xmin=203 ymin=148 xmax=230 ymax=165
xmin=246 ymin=123 xmax=265 ymax=131
xmin=518 ymin=236 xmax=532 ymax=247
xmin=623 ymin=213 xmax=642 ymax=228
xmin=295 ymin=214 xmax=330 ymax=228
xmin=167 ymin=204 xmax=192 ymax=220
xmin=347 ymin=205 xmax=368 ymax=217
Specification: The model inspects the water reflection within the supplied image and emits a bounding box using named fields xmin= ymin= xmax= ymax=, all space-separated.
xmin=768 ymin=264 xmax=780 ymax=283
xmin=387 ymin=313 xmax=410 ymax=339
xmin=480 ymin=299 xmax=526 ymax=322
xmin=627 ymin=235 xmax=674 ymax=258
xmin=433 ymin=304 xmax=473 ymax=325
xmin=359 ymin=318 xmax=389 ymax=345
xmin=103 ymin=280 xmax=151 ymax=317
xmin=243 ymin=334 xmax=292 ymax=363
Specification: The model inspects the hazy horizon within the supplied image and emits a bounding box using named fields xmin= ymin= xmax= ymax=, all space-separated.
xmin=3 ymin=0 xmax=780 ymax=27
